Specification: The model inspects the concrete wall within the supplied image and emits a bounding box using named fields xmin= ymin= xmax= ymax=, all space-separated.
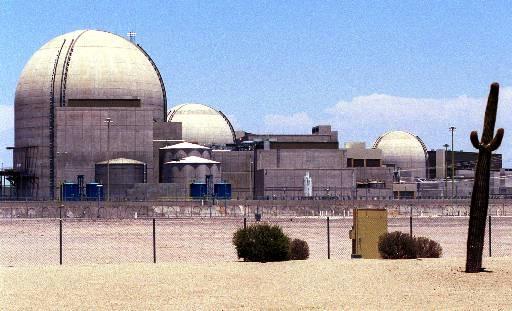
xmin=3 ymin=199 xmax=512 ymax=219
xmin=255 ymin=149 xmax=344 ymax=170
xmin=55 ymin=107 xmax=154 ymax=197
xmin=213 ymin=150 xmax=253 ymax=200
xmin=126 ymin=183 xmax=189 ymax=200
xmin=254 ymin=168 xmax=355 ymax=199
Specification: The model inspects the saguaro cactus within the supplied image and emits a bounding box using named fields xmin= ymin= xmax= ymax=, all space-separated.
xmin=465 ymin=82 xmax=504 ymax=273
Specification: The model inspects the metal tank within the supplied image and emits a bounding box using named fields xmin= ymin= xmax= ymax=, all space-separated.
xmin=13 ymin=29 xmax=166 ymax=199
xmin=161 ymin=156 xmax=220 ymax=185
xmin=159 ymin=142 xmax=212 ymax=181
xmin=95 ymin=158 xmax=146 ymax=199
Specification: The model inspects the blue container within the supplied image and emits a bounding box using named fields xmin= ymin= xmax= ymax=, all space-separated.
xmin=62 ymin=183 xmax=79 ymax=201
xmin=86 ymin=183 xmax=104 ymax=201
xmin=190 ymin=183 xmax=207 ymax=198
xmin=214 ymin=183 xmax=232 ymax=199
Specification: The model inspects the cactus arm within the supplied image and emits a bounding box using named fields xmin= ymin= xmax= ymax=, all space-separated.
xmin=470 ymin=131 xmax=481 ymax=149
xmin=489 ymin=128 xmax=504 ymax=151
xmin=481 ymin=83 xmax=499 ymax=143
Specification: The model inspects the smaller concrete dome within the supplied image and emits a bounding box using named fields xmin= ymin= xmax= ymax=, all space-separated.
xmin=167 ymin=103 xmax=235 ymax=146
xmin=373 ymin=131 xmax=427 ymax=179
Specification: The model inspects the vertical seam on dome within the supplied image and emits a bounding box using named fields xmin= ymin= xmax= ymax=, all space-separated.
xmin=49 ymin=39 xmax=67 ymax=199
xmin=167 ymin=104 xmax=186 ymax=121
xmin=218 ymin=110 xmax=237 ymax=144
xmin=135 ymin=43 xmax=167 ymax=121
xmin=59 ymin=30 xmax=88 ymax=107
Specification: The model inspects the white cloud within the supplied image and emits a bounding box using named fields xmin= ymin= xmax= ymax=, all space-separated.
xmin=257 ymin=87 xmax=512 ymax=166
xmin=263 ymin=112 xmax=313 ymax=134
xmin=325 ymin=87 xmax=512 ymax=165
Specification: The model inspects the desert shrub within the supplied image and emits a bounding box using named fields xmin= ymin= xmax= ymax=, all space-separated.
xmin=289 ymin=239 xmax=309 ymax=260
xmin=232 ymin=223 xmax=290 ymax=262
xmin=415 ymin=236 xmax=443 ymax=258
xmin=378 ymin=231 xmax=417 ymax=259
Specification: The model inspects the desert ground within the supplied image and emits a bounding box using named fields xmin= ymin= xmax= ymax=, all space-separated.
xmin=2 ymin=257 xmax=512 ymax=310
xmin=2 ymin=217 xmax=512 ymax=309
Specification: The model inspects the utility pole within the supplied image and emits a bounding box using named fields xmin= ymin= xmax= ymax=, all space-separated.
xmin=449 ymin=127 xmax=456 ymax=198
xmin=104 ymin=118 xmax=113 ymax=202
xmin=443 ymin=143 xmax=449 ymax=199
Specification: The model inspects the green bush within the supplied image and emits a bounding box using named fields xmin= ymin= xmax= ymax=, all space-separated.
xmin=289 ymin=239 xmax=309 ymax=260
xmin=415 ymin=236 xmax=443 ymax=258
xmin=232 ymin=223 xmax=291 ymax=262
xmin=378 ymin=231 xmax=418 ymax=259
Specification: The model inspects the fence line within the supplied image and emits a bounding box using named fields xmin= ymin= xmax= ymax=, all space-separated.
xmin=1 ymin=214 xmax=511 ymax=266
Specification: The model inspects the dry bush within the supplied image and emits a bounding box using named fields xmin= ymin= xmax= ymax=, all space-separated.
xmin=289 ymin=239 xmax=309 ymax=260
xmin=416 ymin=236 xmax=442 ymax=258
xmin=378 ymin=231 xmax=417 ymax=259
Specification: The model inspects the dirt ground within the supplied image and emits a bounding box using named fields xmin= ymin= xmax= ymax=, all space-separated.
xmin=2 ymin=257 xmax=512 ymax=310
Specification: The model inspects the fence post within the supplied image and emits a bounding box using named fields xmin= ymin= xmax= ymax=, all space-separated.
xmin=153 ymin=218 xmax=156 ymax=263
xmin=489 ymin=215 xmax=492 ymax=257
xmin=59 ymin=218 xmax=63 ymax=265
xmin=327 ymin=216 xmax=330 ymax=259
xmin=409 ymin=206 xmax=413 ymax=237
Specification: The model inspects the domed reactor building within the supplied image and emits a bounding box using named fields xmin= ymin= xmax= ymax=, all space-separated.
xmin=13 ymin=30 xmax=179 ymax=199
xmin=167 ymin=103 xmax=235 ymax=146
xmin=373 ymin=131 xmax=428 ymax=180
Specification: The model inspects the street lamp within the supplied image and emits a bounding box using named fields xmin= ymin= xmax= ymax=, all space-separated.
xmin=249 ymin=159 xmax=253 ymax=200
xmin=104 ymin=118 xmax=113 ymax=202
xmin=443 ymin=143 xmax=449 ymax=199
xmin=56 ymin=151 xmax=68 ymax=201
xmin=449 ymin=127 xmax=456 ymax=198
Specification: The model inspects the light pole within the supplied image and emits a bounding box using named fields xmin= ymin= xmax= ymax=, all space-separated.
xmin=104 ymin=118 xmax=113 ymax=202
xmin=443 ymin=143 xmax=449 ymax=199
xmin=249 ymin=158 xmax=253 ymax=200
xmin=449 ymin=127 xmax=456 ymax=198
xmin=56 ymin=151 xmax=68 ymax=201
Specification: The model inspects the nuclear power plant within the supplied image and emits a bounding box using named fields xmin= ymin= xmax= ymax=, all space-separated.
xmin=2 ymin=29 xmax=510 ymax=201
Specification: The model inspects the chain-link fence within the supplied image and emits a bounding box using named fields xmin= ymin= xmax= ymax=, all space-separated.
xmin=1 ymin=209 xmax=512 ymax=266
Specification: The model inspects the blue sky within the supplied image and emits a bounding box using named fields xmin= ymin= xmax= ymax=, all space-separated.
xmin=1 ymin=1 xmax=512 ymax=166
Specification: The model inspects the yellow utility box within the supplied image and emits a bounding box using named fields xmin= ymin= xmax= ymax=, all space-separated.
xmin=349 ymin=208 xmax=387 ymax=259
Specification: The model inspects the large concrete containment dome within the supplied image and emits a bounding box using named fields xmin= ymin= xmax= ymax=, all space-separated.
xmin=372 ymin=131 xmax=428 ymax=179
xmin=167 ymin=103 xmax=235 ymax=146
xmin=14 ymin=29 xmax=167 ymax=199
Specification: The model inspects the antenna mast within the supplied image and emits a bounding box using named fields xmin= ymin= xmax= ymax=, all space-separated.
xmin=127 ymin=31 xmax=137 ymax=42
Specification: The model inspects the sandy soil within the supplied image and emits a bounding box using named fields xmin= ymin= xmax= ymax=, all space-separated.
xmin=2 ymin=257 xmax=512 ymax=310
xmin=2 ymin=217 xmax=512 ymax=266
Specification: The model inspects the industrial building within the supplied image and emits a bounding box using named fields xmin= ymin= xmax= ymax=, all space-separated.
xmin=3 ymin=29 xmax=510 ymax=201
